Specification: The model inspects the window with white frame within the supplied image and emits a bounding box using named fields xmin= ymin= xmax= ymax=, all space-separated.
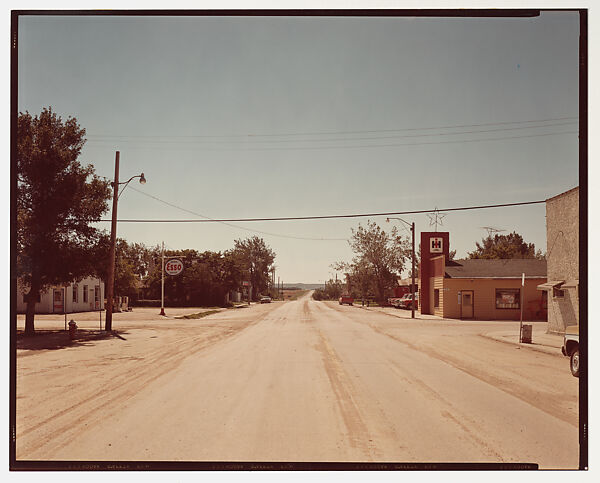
xmin=83 ymin=285 xmax=88 ymax=303
xmin=72 ymin=284 xmax=78 ymax=303
xmin=495 ymin=288 xmax=520 ymax=309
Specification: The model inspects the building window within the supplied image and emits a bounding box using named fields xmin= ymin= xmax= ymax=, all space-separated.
xmin=496 ymin=288 xmax=520 ymax=309
xmin=72 ymin=284 xmax=78 ymax=303
xmin=553 ymin=287 xmax=565 ymax=299
xmin=434 ymin=289 xmax=440 ymax=308
xmin=83 ymin=285 xmax=88 ymax=303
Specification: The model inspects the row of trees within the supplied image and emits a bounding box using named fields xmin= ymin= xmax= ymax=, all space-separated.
xmin=324 ymin=223 xmax=545 ymax=304
xmin=107 ymin=237 xmax=276 ymax=307
xmin=16 ymin=108 xmax=276 ymax=334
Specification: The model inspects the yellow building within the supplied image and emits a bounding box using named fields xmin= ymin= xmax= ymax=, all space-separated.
xmin=432 ymin=258 xmax=547 ymax=320
xmin=419 ymin=231 xmax=547 ymax=320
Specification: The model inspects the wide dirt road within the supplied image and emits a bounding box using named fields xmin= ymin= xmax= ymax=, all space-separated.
xmin=16 ymin=293 xmax=579 ymax=467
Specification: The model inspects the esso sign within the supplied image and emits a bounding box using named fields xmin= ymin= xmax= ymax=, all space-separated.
xmin=165 ymin=259 xmax=184 ymax=276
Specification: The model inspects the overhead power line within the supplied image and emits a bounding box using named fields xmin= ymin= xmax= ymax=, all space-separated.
xmin=97 ymin=199 xmax=546 ymax=223
xmin=126 ymin=186 xmax=347 ymax=241
xmin=87 ymin=116 xmax=578 ymax=140
xmin=87 ymin=121 xmax=578 ymax=146
xmin=86 ymin=130 xmax=577 ymax=152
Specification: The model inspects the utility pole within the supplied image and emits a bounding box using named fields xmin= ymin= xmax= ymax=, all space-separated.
xmin=105 ymin=151 xmax=120 ymax=332
xmin=104 ymin=152 xmax=146 ymax=331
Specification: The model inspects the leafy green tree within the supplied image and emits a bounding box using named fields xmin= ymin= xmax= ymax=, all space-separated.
xmin=232 ymin=236 xmax=276 ymax=300
xmin=335 ymin=221 xmax=410 ymax=304
xmin=312 ymin=279 xmax=344 ymax=301
xmin=468 ymin=231 xmax=544 ymax=260
xmin=142 ymin=248 xmax=244 ymax=307
xmin=94 ymin=236 xmax=147 ymax=302
xmin=17 ymin=108 xmax=111 ymax=335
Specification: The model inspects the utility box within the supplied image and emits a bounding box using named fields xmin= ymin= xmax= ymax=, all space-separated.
xmin=521 ymin=324 xmax=532 ymax=344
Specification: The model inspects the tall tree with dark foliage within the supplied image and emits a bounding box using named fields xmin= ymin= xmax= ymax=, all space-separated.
xmin=17 ymin=108 xmax=111 ymax=335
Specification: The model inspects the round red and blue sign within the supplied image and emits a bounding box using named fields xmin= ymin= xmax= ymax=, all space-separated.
xmin=165 ymin=259 xmax=184 ymax=276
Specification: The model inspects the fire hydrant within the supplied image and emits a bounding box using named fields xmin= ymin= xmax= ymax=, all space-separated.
xmin=68 ymin=320 xmax=78 ymax=340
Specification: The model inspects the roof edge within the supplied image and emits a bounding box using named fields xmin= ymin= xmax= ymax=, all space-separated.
xmin=546 ymin=186 xmax=579 ymax=203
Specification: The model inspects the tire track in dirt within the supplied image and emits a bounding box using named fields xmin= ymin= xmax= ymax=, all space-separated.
xmin=16 ymin=310 xmax=274 ymax=459
xmin=314 ymin=328 xmax=379 ymax=460
xmin=385 ymin=359 xmax=506 ymax=461
xmin=304 ymin=298 xmax=382 ymax=460
xmin=322 ymin=302 xmax=578 ymax=428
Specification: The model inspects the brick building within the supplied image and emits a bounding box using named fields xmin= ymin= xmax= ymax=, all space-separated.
xmin=537 ymin=187 xmax=579 ymax=333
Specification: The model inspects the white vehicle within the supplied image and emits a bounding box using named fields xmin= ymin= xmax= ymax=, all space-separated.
xmin=561 ymin=325 xmax=579 ymax=377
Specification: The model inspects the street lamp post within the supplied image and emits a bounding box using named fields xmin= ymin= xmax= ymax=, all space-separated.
xmin=105 ymin=151 xmax=146 ymax=332
xmin=386 ymin=217 xmax=416 ymax=319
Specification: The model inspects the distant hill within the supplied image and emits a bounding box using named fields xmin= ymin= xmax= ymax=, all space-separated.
xmin=283 ymin=283 xmax=324 ymax=290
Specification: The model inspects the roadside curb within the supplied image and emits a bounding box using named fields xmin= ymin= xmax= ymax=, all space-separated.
xmin=358 ymin=305 xmax=564 ymax=356
xmin=481 ymin=332 xmax=563 ymax=357
xmin=356 ymin=305 xmax=440 ymax=321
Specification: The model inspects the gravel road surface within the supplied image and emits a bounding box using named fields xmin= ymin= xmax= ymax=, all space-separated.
xmin=16 ymin=292 xmax=579 ymax=467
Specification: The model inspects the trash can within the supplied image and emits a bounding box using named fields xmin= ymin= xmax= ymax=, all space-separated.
xmin=521 ymin=324 xmax=532 ymax=344
xmin=68 ymin=320 xmax=78 ymax=340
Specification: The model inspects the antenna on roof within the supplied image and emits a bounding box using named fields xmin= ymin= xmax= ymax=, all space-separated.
xmin=480 ymin=226 xmax=506 ymax=237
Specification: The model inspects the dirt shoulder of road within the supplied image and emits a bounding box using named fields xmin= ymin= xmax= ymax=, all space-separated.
xmin=15 ymin=303 xmax=277 ymax=459
xmin=357 ymin=304 xmax=564 ymax=356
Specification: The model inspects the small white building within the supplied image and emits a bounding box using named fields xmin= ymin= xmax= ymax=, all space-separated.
xmin=17 ymin=276 xmax=104 ymax=314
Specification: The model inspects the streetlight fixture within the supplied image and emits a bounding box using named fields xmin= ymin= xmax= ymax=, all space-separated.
xmin=386 ymin=217 xmax=416 ymax=319
xmin=105 ymin=151 xmax=147 ymax=332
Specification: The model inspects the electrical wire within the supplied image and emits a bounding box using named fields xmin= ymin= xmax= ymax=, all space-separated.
xmin=87 ymin=116 xmax=578 ymax=140
xmin=96 ymin=199 xmax=546 ymax=223
xmin=86 ymin=130 xmax=578 ymax=152
xmin=86 ymin=121 xmax=577 ymax=146
xmin=125 ymin=185 xmax=348 ymax=241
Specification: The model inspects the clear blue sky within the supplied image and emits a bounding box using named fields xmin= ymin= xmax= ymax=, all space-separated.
xmin=17 ymin=11 xmax=580 ymax=284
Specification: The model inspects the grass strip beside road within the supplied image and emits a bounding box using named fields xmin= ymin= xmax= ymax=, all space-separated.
xmin=175 ymin=310 xmax=221 ymax=320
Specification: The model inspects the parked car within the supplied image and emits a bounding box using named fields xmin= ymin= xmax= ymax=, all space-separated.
xmin=339 ymin=295 xmax=354 ymax=305
xmin=391 ymin=296 xmax=406 ymax=308
xmin=388 ymin=297 xmax=403 ymax=307
xmin=561 ymin=325 xmax=579 ymax=377
xmin=260 ymin=296 xmax=272 ymax=304
xmin=397 ymin=293 xmax=419 ymax=309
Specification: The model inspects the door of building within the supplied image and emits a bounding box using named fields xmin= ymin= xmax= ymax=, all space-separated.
xmin=460 ymin=290 xmax=474 ymax=319
xmin=53 ymin=289 xmax=64 ymax=313
xmin=94 ymin=285 xmax=101 ymax=310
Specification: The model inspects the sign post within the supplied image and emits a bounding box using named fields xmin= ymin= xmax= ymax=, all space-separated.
xmin=160 ymin=242 xmax=166 ymax=316
xmin=160 ymin=241 xmax=184 ymax=317
xmin=519 ymin=273 xmax=525 ymax=343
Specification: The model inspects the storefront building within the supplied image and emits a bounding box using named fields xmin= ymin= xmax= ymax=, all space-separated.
xmin=17 ymin=276 xmax=104 ymax=314
xmin=419 ymin=232 xmax=547 ymax=320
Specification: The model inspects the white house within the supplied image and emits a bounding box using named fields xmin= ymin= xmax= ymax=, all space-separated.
xmin=17 ymin=276 xmax=104 ymax=314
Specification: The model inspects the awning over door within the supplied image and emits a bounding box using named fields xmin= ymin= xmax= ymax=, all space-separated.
xmin=561 ymin=280 xmax=579 ymax=288
xmin=536 ymin=280 xmax=564 ymax=291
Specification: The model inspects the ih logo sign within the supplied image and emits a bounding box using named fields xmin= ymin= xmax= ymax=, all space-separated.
xmin=430 ymin=237 xmax=443 ymax=253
